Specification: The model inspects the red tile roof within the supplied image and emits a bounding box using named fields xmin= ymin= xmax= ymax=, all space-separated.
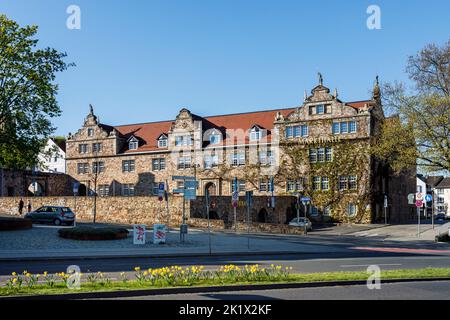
xmin=112 ymin=101 xmax=371 ymax=153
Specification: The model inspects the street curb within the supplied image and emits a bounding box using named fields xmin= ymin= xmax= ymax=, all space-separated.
xmin=0 ymin=251 xmax=329 ymax=262
xmin=2 ymin=277 xmax=450 ymax=300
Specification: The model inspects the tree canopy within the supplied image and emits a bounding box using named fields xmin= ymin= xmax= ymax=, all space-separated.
xmin=0 ymin=15 xmax=72 ymax=169
xmin=372 ymin=41 xmax=450 ymax=174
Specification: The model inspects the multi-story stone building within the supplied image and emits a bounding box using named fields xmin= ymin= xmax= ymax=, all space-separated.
xmin=66 ymin=76 xmax=415 ymax=223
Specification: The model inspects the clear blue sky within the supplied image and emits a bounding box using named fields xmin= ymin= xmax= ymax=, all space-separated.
xmin=1 ymin=0 xmax=449 ymax=136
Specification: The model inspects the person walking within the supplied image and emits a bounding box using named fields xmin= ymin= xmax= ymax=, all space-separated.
xmin=18 ymin=198 xmax=24 ymax=215
xmin=27 ymin=200 xmax=32 ymax=213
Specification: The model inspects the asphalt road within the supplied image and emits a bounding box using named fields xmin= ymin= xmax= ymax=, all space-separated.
xmin=101 ymin=280 xmax=450 ymax=300
xmin=2 ymin=251 xmax=450 ymax=282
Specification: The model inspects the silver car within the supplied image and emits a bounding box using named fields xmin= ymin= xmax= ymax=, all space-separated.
xmin=25 ymin=206 xmax=75 ymax=226
xmin=289 ymin=217 xmax=312 ymax=231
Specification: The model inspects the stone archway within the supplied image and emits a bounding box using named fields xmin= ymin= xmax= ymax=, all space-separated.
xmin=204 ymin=182 xmax=217 ymax=196
xmin=258 ymin=208 xmax=268 ymax=223
xmin=27 ymin=181 xmax=44 ymax=196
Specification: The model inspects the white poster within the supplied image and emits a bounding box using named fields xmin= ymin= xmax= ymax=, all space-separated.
xmin=153 ymin=224 xmax=167 ymax=244
xmin=133 ymin=224 xmax=146 ymax=245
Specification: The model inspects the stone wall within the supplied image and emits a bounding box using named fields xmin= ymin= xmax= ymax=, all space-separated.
xmin=0 ymin=196 xmax=185 ymax=227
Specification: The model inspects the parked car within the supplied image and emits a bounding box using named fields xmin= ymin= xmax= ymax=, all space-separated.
xmin=289 ymin=217 xmax=312 ymax=231
xmin=435 ymin=213 xmax=447 ymax=222
xmin=25 ymin=206 xmax=75 ymax=226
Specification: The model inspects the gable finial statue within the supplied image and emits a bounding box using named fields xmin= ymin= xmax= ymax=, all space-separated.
xmin=318 ymin=72 xmax=323 ymax=86
xmin=89 ymin=104 xmax=94 ymax=115
xmin=304 ymin=89 xmax=308 ymax=101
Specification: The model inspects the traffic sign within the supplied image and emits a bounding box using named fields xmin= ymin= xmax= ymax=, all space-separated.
xmin=425 ymin=194 xmax=433 ymax=202
xmin=415 ymin=200 xmax=423 ymax=207
xmin=407 ymin=193 xmax=415 ymax=205
xmin=246 ymin=191 xmax=253 ymax=208
xmin=301 ymin=197 xmax=311 ymax=203
xmin=416 ymin=192 xmax=423 ymax=201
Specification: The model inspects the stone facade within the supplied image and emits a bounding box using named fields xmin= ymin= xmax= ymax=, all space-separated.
xmin=63 ymin=76 xmax=415 ymax=224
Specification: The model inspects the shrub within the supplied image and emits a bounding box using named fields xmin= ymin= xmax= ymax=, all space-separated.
xmin=435 ymin=233 xmax=450 ymax=243
xmin=0 ymin=216 xmax=32 ymax=231
xmin=58 ymin=226 xmax=129 ymax=241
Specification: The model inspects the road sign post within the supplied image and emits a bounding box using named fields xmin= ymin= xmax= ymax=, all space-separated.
xmin=301 ymin=197 xmax=311 ymax=235
xmin=246 ymin=191 xmax=253 ymax=250
xmin=232 ymin=191 xmax=239 ymax=232
xmin=172 ymin=175 xmax=197 ymax=243
xmin=384 ymin=195 xmax=388 ymax=225
xmin=205 ymin=189 xmax=211 ymax=255
xmin=416 ymin=192 xmax=423 ymax=237
xmin=425 ymin=194 xmax=433 ymax=229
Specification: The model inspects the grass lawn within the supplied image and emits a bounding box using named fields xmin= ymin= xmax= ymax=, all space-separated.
xmin=1 ymin=267 xmax=450 ymax=297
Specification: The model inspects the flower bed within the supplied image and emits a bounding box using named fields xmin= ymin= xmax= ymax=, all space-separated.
xmin=58 ymin=226 xmax=129 ymax=241
xmin=0 ymin=216 xmax=32 ymax=231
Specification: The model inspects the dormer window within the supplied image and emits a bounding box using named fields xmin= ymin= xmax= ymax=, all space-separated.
xmin=249 ymin=126 xmax=262 ymax=142
xmin=87 ymin=128 xmax=94 ymax=137
xmin=129 ymin=137 xmax=139 ymax=150
xmin=157 ymin=134 xmax=168 ymax=148
xmin=209 ymin=130 xmax=221 ymax=145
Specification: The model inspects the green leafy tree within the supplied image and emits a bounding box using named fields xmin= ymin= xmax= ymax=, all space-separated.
xmin=372 ymin=41 xmax=450 ymax=174
xmin=0 ymin=15 xmax=73 ymax=169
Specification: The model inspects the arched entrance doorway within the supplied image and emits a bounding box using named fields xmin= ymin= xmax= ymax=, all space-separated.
xmin=27 ymin=181 xmax=44 ymax=196
xmin=204 ymin=182 xmax=217 ymax=196
xmin=78 ymin=184 xmax=87 ymax=196
xmin=258 ymin=208 xmax=268 ymax=223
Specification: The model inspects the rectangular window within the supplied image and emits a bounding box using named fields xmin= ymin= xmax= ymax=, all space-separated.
xmin=98 ymin=185 xmax=110 ymax=197
xmin=325 ymin=147 xmax=333 ymax=162
xmin=349 ymin=176 xmax=358 ymax=190
xmin=152 ymin=158 xmax=166 ymax=171
xmin=317 ymin=148 xmax=325 ymax=162
xmin=321 ymin=177 xmax=329 ymax=190
xmin=313 ymin=176 xmax=321 ymax=190
xmin=87 ymin=128 xmax=94 ymax=137
xmin=231 ymin=151 xmax=245 ymax=166
xmin=293 ymin=126 xmax=301 ymax=138
xmin=122 ymin=160 xmax=135 ymax=172
xmin=231 ymin=180 xmax=246 ymax=193
xmin=122 ymin=184 xmax=135 ymax=196
xmin=285 ymin=127 xmax=293 ymax=138
xmin=437 ymin=197 xmax=445 ymax=204
xmin=310 ymin=206 xmax=319 ymax=216
xmin=323 ymin=206 xmax=331 ymax=216
xmin=259 ymin=180 xmax=270 ymax=192
xmin=79 ymin=144 xmax=88 ymax=154
xmin=175 ymin=135 xmax=193 ymax=147
xmin=309 ymin=148 xmax=317 ymax=163
xmin=340 ymin=122 xmax=348 ymax=134
xmin=339 ymin=176 xmax=348 ymax=190
xmin=204 ymin=154 xmax=219 ymax=169
xmin=332 ymin=123 xmax=340 ymax=135
xmin=77 ymin=163 xmax=89 ymax=174
xmin=92 ymin=161 xmax=105 ymax=174
xmin=437 ymin=189 xmax=444 ymax=194
xmin=158 ymin=138 xmax=168 ymax=148
xmin=316 ymin=104 xmax=325 ymax=114
xmin=301 ymin=125 xmax=308 ymax=137
xmin=349 ymin=121 xmax=357 ymax=133
xmin=92 ymin=143 xmax=102 ymax=153
xmin=177 ymin=156 xmax=191 ymax=170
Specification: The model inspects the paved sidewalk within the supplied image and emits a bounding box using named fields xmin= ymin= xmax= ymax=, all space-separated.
xmin=0 ymin=225 xmax=347 ymax=261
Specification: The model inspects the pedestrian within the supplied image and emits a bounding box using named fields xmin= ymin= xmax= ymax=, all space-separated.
xmin=27 ymin=200 xmax=32 ymax=213
xmin=18 ymin=198 xmax=24 ymax=215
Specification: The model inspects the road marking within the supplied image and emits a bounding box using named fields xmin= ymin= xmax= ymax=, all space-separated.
xmin=352 ymin=246 xmax=450 ymax=254
xmin=340 ymin=263 xmax=402 ymax=268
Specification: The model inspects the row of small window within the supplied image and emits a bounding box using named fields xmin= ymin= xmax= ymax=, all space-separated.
xmin=286 ymin=176 xmax=358 ymax=192
xmin=309 ymin=204 xmax=357 ymax=217
xmin=77 ymin=162 xmax=105 ymax=174
xmin=79 ymin=143 xmax=102 ymax=154
xmin=285 ymin=121 xmax=357 ymax=139
xmin=309 ymin=147 xmax=333 ymax=163
xmin=285 ymin=125 xmax=309 ymax=138
xmin=97 ymin=184 xmax=135 ymax=197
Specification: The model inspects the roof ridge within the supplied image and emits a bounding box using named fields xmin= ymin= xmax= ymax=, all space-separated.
xmin=110 ymin=99 xmax=368 ymax=128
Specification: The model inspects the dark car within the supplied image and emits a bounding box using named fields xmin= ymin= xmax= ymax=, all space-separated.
xmin=25 ymin=206 xmax=76 ymax=226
